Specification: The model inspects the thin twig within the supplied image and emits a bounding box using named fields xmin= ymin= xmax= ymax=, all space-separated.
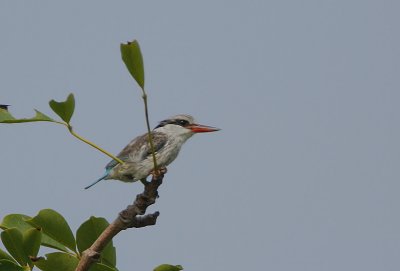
xmin=141 ymin=92 xmax=158 ymax=171
xmin=66 ymin=124 xmax=124 ymax=164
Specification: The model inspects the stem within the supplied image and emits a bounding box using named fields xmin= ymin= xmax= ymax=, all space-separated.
xmin=65 ymin=124 xmax=124 ymax=164
xmin=141 ymin=91 xmax=158 ymax=171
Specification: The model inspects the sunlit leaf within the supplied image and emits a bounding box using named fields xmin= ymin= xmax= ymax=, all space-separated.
xmin=23 ymin=228 xmax=41 ymax=268
xmin=0 ymin=228 xmax=29 ymax=266
xmin=0 ymin=214 xmax=32 ymax=232
xmin=153 ymin=264 xmax=184 ymax=271
xmin=33 ymin=252 xmax=78 ymax=271
xmin=49 ymin=93 xmax=75 ymax=124
xmin=76 ymin=216 xmax=116 ymax=267
xmin=0 ymin=214 xmax=68 ymax=252
xmin=0 ymin=108 xmax=56 ymax=123
xmin=26 ymin=209 xmax=76 ymax=253
xmin=121 ymin=40 xmax=145 ymax=89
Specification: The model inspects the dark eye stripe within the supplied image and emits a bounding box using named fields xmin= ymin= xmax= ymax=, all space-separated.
xmin=176 ymin=119 xmax=189 ymax=127
xmin=154 ymin=119 xmax=189 ymax=129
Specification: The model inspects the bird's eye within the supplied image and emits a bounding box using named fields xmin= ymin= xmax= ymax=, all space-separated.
xmin=177 ymin=119 xmax=189 ymax=127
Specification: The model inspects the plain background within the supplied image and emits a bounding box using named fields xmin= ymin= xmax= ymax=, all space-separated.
xmin=1 ymin=1 xmax=399 ymax=270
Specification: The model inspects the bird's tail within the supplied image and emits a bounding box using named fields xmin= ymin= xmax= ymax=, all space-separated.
xmin=84 ymin=170 xmax=110 ymax=189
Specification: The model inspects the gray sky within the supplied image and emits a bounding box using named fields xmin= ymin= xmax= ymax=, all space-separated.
xmin=1 ymin=1 xmax=399 ymax=270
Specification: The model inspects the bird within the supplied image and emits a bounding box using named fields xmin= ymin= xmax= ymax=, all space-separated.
xmin=85 ymin=114 xmax=220 ymax=189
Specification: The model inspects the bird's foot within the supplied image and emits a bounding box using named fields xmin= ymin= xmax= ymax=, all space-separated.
xmin=159 ymin=167 xmax=168 ymax=175
xmin=151 ymin=167 xmax=167 ymax=178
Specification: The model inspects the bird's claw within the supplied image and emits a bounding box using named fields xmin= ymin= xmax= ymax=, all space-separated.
xmin=159 ymin=167 xmax=168 ymax=174
xmin=151 ymin=167 xmax=167 ymax=177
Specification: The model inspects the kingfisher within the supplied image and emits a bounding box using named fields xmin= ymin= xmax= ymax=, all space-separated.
xmin=85 ymin=114 xmax=220 ymax=189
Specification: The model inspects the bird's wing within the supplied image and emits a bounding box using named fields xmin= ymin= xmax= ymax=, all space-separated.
xmin=140 ymin=131 xmax=168 ymax=160
xmin=104 ymin=135 xmax=142 ymax=170
xmin=104 ymin=132 xmax=168 ymax=170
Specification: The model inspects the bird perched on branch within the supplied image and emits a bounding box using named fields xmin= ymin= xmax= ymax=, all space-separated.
xmin=85 ymin=114 xmax=220 ymax=189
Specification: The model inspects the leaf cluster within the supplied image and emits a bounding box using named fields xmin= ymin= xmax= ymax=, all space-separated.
xmin=0 ymin=209 xmax=116 ymax=271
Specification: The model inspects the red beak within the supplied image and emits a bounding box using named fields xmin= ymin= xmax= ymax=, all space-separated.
xmin=188 ymin=124 xmax=220 ymax=133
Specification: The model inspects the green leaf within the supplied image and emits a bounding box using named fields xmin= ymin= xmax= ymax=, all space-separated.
xmin=0 ymin=247 xmax=16 ymax=263
xmin=0 ymin=228 xmax=29 ymax=266
xmin=0 ymin=108 xmax=14 ymax=122
xmin=0 ymin=214 xmax=32 ymax=231
xmin=25 ymin=209 xmax=76 ymax=253
xmin=0 ymin=259 xmax=26 ymax=271
xmin=49 ymin=93 xmax=75 ymax=124
xmin=153 ymin=264 xmax=184 ymax=271
xmin=0 ymin=214 xmax=68 ymax=252
xmin=76 ymin=216 xmax=116 ymax=267
xmin=0 ymin=108 xmax=56 ymax=123
xmin=33 ymin=252 xmax=78 ymax=271
xmin=120 ymin=40 xmax=145 ymax=89
xmin=89 ymin=263 xmax=118 ymax=271
xmin=23 ymin=228 xmax=42 ymax=268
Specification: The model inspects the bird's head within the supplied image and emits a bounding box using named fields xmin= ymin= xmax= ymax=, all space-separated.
xmin=154 ymin=114 xmax=220 ymax=139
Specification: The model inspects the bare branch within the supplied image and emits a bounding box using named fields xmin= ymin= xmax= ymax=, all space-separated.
xmin=75 ymin=170 xmax=165 ymax=271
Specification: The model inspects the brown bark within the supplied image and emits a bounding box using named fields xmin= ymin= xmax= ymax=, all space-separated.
xmin=75 ymin=170 xmax=165 ymax=271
